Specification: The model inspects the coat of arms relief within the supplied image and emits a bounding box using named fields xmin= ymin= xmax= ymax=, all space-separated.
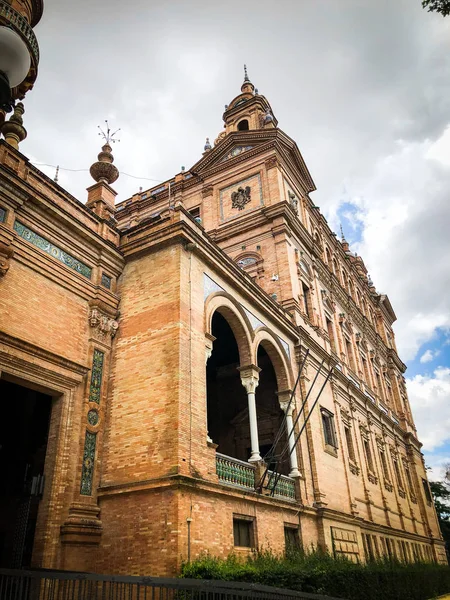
xmin=231 ymin=186 xmax=251 ymax=210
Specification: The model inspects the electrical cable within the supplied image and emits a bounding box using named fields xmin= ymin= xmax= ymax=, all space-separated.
xmin=30 ymin=162 xmax=164 ymax=183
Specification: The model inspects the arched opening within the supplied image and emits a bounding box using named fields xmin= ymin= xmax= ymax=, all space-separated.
xmin=256 ymin=344 xmax=289 ymax=475
xmin=0 ymin=379 xmax=53 ymax=568
xmin=237 ymin=119 xmax=249 ymax=131
xmin=206 ymin=312 xmax=249 ymax=461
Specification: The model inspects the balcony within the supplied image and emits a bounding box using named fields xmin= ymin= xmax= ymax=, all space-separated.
xmin=216 ymin=453 xmax=296 ymax=502
xmin=0 ymin=2 xmax=40 ymax=66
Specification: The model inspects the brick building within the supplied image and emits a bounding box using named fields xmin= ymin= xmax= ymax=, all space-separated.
xmin=0 ymin=3 xmax=447 ymax=575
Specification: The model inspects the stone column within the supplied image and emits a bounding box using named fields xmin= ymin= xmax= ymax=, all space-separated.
xmin=238 ymin=365 xmax=262 ymax=463
xmin=279 ymin=391 xmax=301 ymax=478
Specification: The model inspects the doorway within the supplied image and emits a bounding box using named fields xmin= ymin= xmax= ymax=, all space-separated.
xmin=0 ymin=379 xmax=53 ymax=568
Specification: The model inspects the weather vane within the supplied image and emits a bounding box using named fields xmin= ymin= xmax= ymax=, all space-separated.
xmin=98 ymin=120 xmax=120 ymax=144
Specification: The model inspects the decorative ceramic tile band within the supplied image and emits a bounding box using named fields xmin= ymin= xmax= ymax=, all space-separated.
xmin=80 ymin=431 xmax=97 ymax=496
xmin=89 ymin=349 xmax=104 ymax=404
xmin=0 ymin=207 xmax=5 ymax=223
xmin=14 ymin=221 xmax=92 ymax=279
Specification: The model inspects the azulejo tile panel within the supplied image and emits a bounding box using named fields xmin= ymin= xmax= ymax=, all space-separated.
xmin=13 ymin=220 xmax=92 ymax=279
xmin=80 ymin=431 xmax=97 ymax=496
xmin=89 ymin=349 xmax=105 ymax=404
xmin=0 ymin=206 xmax=6 ymax=223
xmin=101 ymin=273 xmax=112 ymax=289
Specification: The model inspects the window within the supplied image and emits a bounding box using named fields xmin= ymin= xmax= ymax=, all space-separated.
xmin=325 ymin=247 xmax=331 ymax=268
xmin=403 ymin=460 xmax=415 ymax=495
xmin=344 ymin=426 xmax=356 ymax=462
xmin=284 ymin=526 xmax=301 ymax=552
xmin=345 ymin=337 xmax=356 ymax=372
xmin=233 ymin=517 xmax=254 ymax=547
xmin=237 ymin=119 xmax=249 ymax=131
xmin=379 ymin=447 xmax=390 ymax=481
xmin=189 ymin=206 xmax=201 ymax=224
xmin=422 ymin=478 xmax=432 ymax=504
xmin=362 ymin=356 xmax=371 ymax=386
xmin=301 ymin=282 xmax=312 ymax=319
xmin=392 ymin=456 xmax=403 ymax=490
xmin=321 ymin=409 xmax=338 ymax=449
xmin=326 ymin=317 xmax=336 ymax=353
xmin=363 ymin=439 xmax=375 ymax=473
xmin=362 ymin=533 xmax=374 ymax=561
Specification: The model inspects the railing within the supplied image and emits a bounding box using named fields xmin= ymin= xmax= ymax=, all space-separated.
xmin=0 ymin=568 xmax=345 ymax=600
xmin=216 ymin=453 xmax=255 ymax=490
xmin=267 ymin=470 xmax=297 ymax=501
xmin=0 ymin=2 xmax=40 ymax=65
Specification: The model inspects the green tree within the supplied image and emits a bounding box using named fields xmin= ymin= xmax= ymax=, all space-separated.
xmin=422 ymin=0 xmax=450 ymax=16
xmin=430 ymin=479 xmax=450 ymax=560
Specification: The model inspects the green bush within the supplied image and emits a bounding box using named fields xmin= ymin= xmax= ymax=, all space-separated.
xmin=181 ymin=548 xmax=450 ymax=600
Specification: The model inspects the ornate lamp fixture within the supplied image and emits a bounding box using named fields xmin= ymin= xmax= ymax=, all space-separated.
xmin=0 ymin=1 xmax=43 ymax=115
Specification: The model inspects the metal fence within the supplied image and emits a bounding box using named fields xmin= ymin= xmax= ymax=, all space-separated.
xmin=0 ymin=568 xmax=344 ymax=600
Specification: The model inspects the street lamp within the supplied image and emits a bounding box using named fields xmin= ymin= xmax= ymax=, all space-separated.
xmin=0 ymin=26 xmax=31 ymax=112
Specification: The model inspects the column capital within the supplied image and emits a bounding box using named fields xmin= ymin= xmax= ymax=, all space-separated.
xmin=238 ymin=364 xmax=261 ymax=393
xmin=277 ymin=389 xmax=293 ymax=414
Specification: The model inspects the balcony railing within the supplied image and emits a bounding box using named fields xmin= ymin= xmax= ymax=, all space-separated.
xmin=0 ymin=2 xmax=40 ymax=65
xmin=216 ymin=453 xmax=255 ymax=490
xmin=267 ymin=470 xmax=296 ymax=501
xmin=216 ymin=454 xmax=296 ymax=501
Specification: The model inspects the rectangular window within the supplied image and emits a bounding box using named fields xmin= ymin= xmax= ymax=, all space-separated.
xmin=344 ymin=426 xmax=356 ymax=462
xmin=362 ymin=356 xmax=371 ymax=386
xmin=375 ymin=370 xmax=385 ymax=400
xmin=379 ymin=448 xmax=390 ymax=481
xmin=233 ymin=517 xmax=254 ymax=548
xmin=403 ymin=460 xmax=415 ymax=495
xmin=422 ymin=478 xmax=432 ymax=503
xmin=284 ymin=526 xmax=300 ymax=552
xmin=392 ymin=457 xmax=403 ymax=490
xmin=345 ymin=338 xmax=356 ymax=372
xmin=302 ymin=282 xmax=311 ymax=318
xmin=326 ymin=317 xmax=336 ymax=354
xmin=321 ymin=409 xmax=338 ymax=449
xmin=364 ymin=439 xmax=375 ymax=473
xmin=189 ymin=206 xmax=201 ymax=224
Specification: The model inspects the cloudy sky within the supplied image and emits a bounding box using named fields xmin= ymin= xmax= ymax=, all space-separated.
xmin=21 ymin=0 xmax=450 ymax=478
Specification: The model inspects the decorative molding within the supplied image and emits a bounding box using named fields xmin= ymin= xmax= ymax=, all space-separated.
xmin=89 ymin=307 xmax=118 ymax=339
xmin=264 ymin=156 xmax=278 ymax=170
xmin=0 ymin=240 xmax=14 ymax=276
xmin=13 ymin=220 xmax=92 ymax=279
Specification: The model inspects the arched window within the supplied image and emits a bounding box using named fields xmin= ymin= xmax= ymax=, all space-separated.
xmin=356 ymin=291 xmax=362 ymax=309
xmin=333 ymin=258 xmax=339 ymax=279
xmin=325 ymin=247 xmax=332 ymax=268
xmin=237 ymin=119 xmax=249 ymax=131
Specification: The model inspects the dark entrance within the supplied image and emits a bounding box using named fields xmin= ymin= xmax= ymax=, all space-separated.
xmin=0 ymin=379 xmax=52 ymax=568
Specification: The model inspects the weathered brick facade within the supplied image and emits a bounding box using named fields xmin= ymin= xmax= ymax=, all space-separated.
xmin=0 ymin=70 xmax=447 ymax=575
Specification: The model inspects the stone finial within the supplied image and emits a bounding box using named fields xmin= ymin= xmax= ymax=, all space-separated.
xmin=89 ymin=143 xmax=119 ymax=185
xmin=2 ymin=103 xmax=27 ymax=149
xmin=89 ymin=121 xmax=120 ymax=185
xmin=204 ymin=137 xmax=212 ymax=152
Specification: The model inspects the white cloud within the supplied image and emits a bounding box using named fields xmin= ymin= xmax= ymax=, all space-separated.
xmin=420 ymin=349 xmax=440 ymax=363
xmin=407 ymin=367 xmax=450 ymax=452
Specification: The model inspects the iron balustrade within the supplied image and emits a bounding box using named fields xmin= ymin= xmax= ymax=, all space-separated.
xmin=216 ymin=453 xmax=256 ymax=490
xmin=0 ymin=568 xmax=345 ymax=600
xmin=0 ymin=2 xmax=40 ymax=65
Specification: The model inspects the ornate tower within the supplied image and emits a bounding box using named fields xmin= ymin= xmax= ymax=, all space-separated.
xmin=0 ymin=0 xmax=43 ymax=124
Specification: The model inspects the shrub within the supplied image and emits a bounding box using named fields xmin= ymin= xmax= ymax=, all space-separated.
xmin=181 ymin=548 xmax=450 ymax=600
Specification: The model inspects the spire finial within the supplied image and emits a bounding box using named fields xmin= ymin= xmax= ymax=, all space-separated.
xmin=241 ymin=64 xmax=255 ymax=93
xmin=340 ymin=223 xmax=346 ymax=242
xmin=204 ymin=137 xmax=212 ymax=152
xmin=54 ymin=165 xmax=59 ymax=183
xmin=90 ymin=121 xmax=120 ymax=185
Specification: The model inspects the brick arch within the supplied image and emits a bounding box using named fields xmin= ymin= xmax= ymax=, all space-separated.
xmin=205 ymin=292 xmax=253 ymax=366
xmin=252 ymin=328 xmax=293 ymax=391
